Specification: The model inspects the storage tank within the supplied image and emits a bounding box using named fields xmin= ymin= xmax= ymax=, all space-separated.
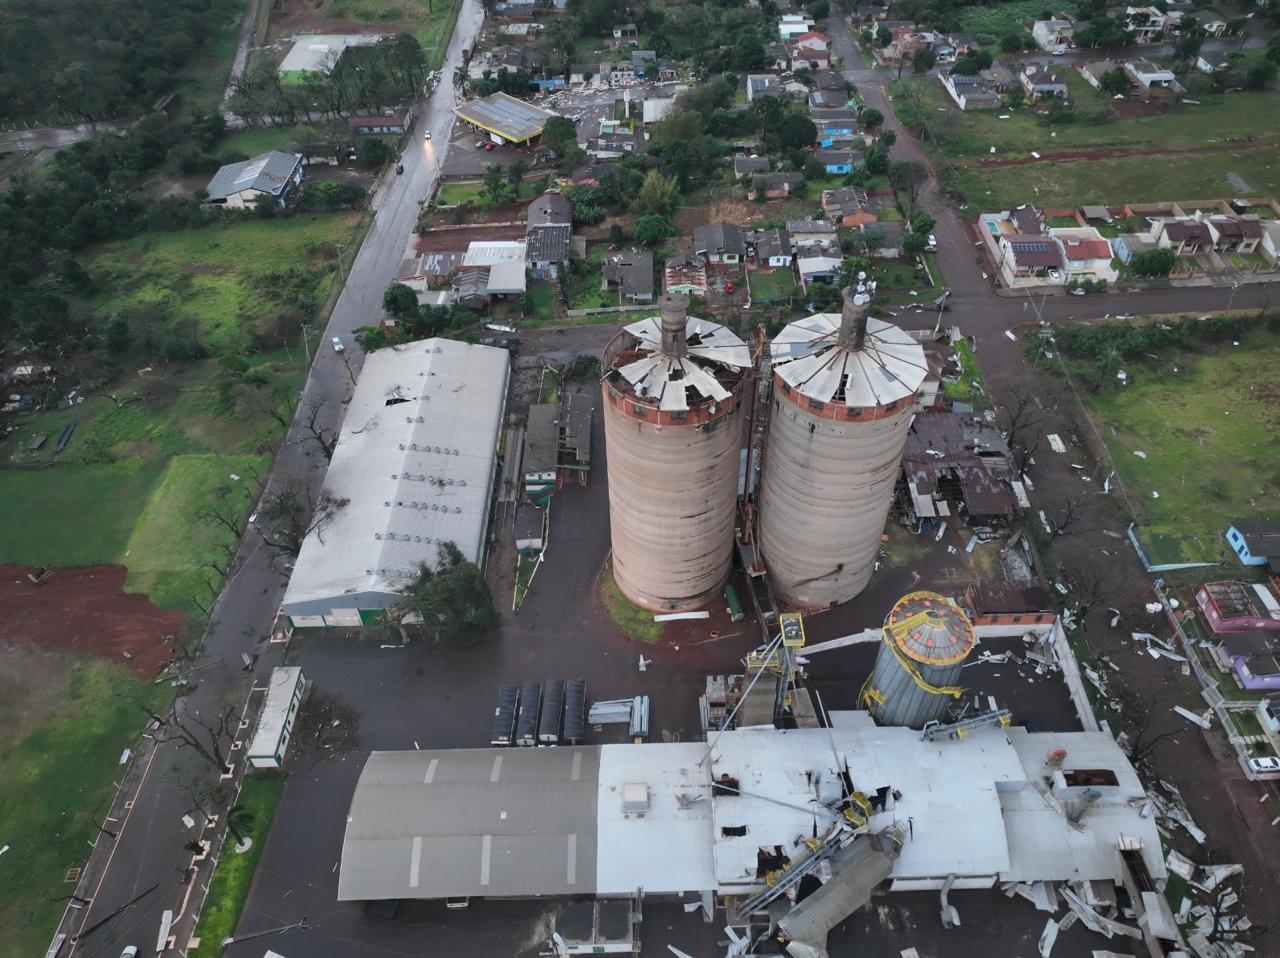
xmin=601 ymin=294 xmax=752 ymax=611
xmin=758 ymin=287 xmax=927 ymax=609
xmin=863 ymin=591 xmax=975 ymax=728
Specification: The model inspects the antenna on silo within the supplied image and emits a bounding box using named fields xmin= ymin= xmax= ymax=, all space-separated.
xmin=659 ymin=293 xmax=689 ymax=359
xmin=837 ymin=285 xmax=871 ymax=352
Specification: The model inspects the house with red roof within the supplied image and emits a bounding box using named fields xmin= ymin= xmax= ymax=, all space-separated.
xmin=1049 ymin=227 xmax=1119 ymax=283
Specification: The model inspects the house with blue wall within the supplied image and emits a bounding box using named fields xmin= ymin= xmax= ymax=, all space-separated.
xmin=1227 ymin=521 xmax=1280 ymax=568
xmin=1111 ymin=233 xmax=1157 ymax=264
xmin=810 ymin=108 xmax=858 ymax=146
xmin=815 ymin=148 xmax=862 ymax=175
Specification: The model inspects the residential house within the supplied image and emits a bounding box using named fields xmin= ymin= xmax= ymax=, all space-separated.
xmin=525 ymin=190 xmax=572 ymax=279
xmin=949 ymin=34 xmax=981 ymax=56
xmin=789 ymin=34 xmax=832 ymax=70
xmin=747 ymin=74 xmax=783 ymax=101
xmin=964 ymin=579 xmax=1056 ymax=632
xmin=642 ymin=92 xmax=683 ymax=125
xmin=1019 ymin=63 xmax=1069 ymax=102
xmin=601 ymin=249 xmax=655 ymax=302
xmin=1122 ymin=6 xmax=1168 ymax=43
xmin=1031 ymin=18 xmax=1074 ymax=52
xmin=1124 ymin=58 xmax=1176 ymax=91
xmin=1196 ymin=581 xmax=1280 ymax=634
xmin=1196 ymin=55 xmax=1230 ymax=74
xmin=793 ymin=30 xmax=829 ymax=52
xmin=453 ymin=266 xmax=494 ymax=308
xmin=569 ymin=64 xmax=595 ymax=85
xmin=601 ymin=59 xmax=637 ymax=87
xmin=748 ymin=229 xmax=792 ymax=268
xmin=980 ymin=64 xmax=1018 ymax=92
xmin=734 ymin=154 xmax=771 ymax=179
xmin=764 ymin=42 xmax=791 ymax=71
xmin=1079 ymin=60 xmax=1123 ymax=91
xmin=786 ymin=219 xmax=838 ymax=250
xmin=347 ymin=106 xmax=413 ymax=134
xmin=808 ymin=89 xmax=846 ymax=108
xmin=822 ymin=186 xmax=880 ymax=226
xmin=810 ymin=108 xmax=859 ymax=145
xmin=1206 ymin=216 xmax=1263 ymax=254
xmin=815 ymin=147 xmax=862 ymax=175
xmin=1049 ymin=227 xmax=1119 ymax=283
xmin=656 ymin=60 xmax=679 ymax=82
xmin=998 ymin=235 xmax=1064 ymax=283
xmin=778 ymin=14 xmax=815 ymax=39
xmin=693 ymin=222 xmax=746 ymax=265
xmin=467 ymin=45 xmax=524 ymax=80
xmin=1226 ymin=521 xmax=1280 ymax=568
xmin=1080 ymin=205 xmax=1114 ymax=224
xmin=204 ymin=151 xmax=305 ymax=209
xmin=797 ymin=255 xmax=841 ymax=286
xmin=1111 ymin=232 xmax=1158 ymax=263
xmin=751 ymin=172 xmax=805 ymax=198
xmin=1262 ymin=221 xmax=1280 ymax=263
xmin=664 ymin=256 xmax=709 ymax=296
xmin=924 ymin=33 xmax=957 ymax=62
xmin=1153 ymin=218 xmax=1211 ymax=256
xmin=1214 ymin=631 xmax=1280 ymax=692
xmin=864 ymin=219 xmax=904 ymax=258
xmin=1189 ymin=9 xmax=1228 ymax=35
xmin=612 ymin=22 xmax=638 ymax=38
xmin=880 ymin=26 xmax=928 ymax=64
xmin=940 ymin=72 xmax=1002 ymax=110
xmin=813 ymin=71 xmax=850 ymax=96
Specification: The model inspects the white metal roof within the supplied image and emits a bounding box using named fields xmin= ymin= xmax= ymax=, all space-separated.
xmin=770 ymin=311 xmax=928 ymax=408
xmin=246 ymin=667 xmax=303 ymax=758
xmin=463 ymin=241 xmax=528 ymax=266
xmin=279 ymin=34 xmax=383 ymax=73
xmin=281 ymin=339 xmax=509 ymax=617
xmin=615 ymin=314 xmax=750 ymax=412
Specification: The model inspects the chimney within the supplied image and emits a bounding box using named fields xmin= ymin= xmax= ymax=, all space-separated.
xmin=836 ymin=286 xmax=870 ymax=351
xmin=659 ymin=293 xmax=689 ymax=358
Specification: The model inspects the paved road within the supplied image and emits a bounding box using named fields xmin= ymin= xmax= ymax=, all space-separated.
xmin=57 ymin=3 xmax=484 ymax=956
xmin=0 ymin=119 xmax=129 ymax=154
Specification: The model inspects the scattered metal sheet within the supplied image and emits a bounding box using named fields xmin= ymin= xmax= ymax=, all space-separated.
xmin=1047 ymin=434 xmax=1066 ymax=453
xmin=1038 ymin=917 xmax=1059 ymax=957
xmin=1173 ymin=706 xmax=1212 ymax=729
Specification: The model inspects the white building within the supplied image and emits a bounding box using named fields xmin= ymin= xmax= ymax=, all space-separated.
xmin=279 ymin=34 xmax=384 ymax=76
xmin=1031 ymin=18 xmax=1074 ymax=52
xmin=779 ymin=14 xmax=815 ymax=39
xmin=247 ymin=667 xmax=308 ymax=770
xmin=1049 ymin=227 xmax=1120 ymax=283
xmin=281 ymin=339 xmax=511 ymax=627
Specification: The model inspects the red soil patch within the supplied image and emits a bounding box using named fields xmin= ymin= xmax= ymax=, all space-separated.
xmin=0 ymin=565 xmax=182 ymax=678
xmin=972 ymin=137 xmax=1278 ymax=168
xmin=273 ymin=0 xmax=392 ymax=37
xmin=414 ymin=222 xmax=524 ymax=253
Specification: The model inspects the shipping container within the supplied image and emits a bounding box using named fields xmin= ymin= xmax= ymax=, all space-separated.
xmin=490 ymin=684 xmax=520 ymax=746
xmin=538 ymin=679 xmax=565 ymax=745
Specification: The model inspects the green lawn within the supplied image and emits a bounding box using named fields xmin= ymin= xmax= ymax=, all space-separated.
xmin=218 ymin=127 xmax=301 ymax=157
xmin=749 ymin=267 xmax=796 ymax=303
xmin=1083 ymin=332 xmax=1280 ymax=564
xmin=943 ymin=338 xmax=985 ymax=404
xmin=598 ymin=566 xmax=663 ymax=644
xmin=175 ymin=0 xmax=250 ymax=112
xmin=189 ymin=771 xmax=285 ymax=958
xmin=0 ymin=661 xmax=171 ymax=958
xmin=956 ymin=0 xmax=1070 ymax=43
xmin=437 ymin=180 xmax=484 ymax=206
xmin=88 ymin=213 xmax=363 ymax=354
xmin=871 ymin=258 xmax=928 ymax=290
xmin=525 ymin=279 xmax=560 ymax=323
xmin=125 ymin=454 xmax=269 ymax=616
xmin=0 ymin=461 xmax=165 ymax=567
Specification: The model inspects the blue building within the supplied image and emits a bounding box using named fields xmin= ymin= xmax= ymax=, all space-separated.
xmin=533 ymin=76 xmax=567 ymax=92
xmin=815 ymin=148 xmax=862 ymax=175
xmin=1226 ymin=522 xmax=1280 ymax=568
xmin=1111 ymin=233 xmax=1156 ymax=264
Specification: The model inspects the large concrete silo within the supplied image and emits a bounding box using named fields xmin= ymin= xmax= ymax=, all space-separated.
xmin=601 ymin=294 xmax=752 ymax=612
xmin=758 ymin=288 xmax=927 ymax=609
xmin=863 ymin=591 xmax=975 ymax=728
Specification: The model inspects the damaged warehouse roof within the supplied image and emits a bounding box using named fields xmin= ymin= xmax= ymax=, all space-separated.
xmin=338 ymin=714 xmax=1164 ymax=908
xmin=903 ymin=410 xmax=1019 ymax=520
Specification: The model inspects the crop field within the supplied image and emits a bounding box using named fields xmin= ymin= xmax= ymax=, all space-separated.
xmin=956 ymin=0 xmax=1075 ymax=43
xmin=1083 ymin=332 xmax=1280 ymax=565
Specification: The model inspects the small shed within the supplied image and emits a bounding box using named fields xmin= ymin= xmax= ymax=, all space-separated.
xmin=515 ymin=505 xmax=545 ymax=551
xmin=247 ymin=667 xmax=309 ymax=770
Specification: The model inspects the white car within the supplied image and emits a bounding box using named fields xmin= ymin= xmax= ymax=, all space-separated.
xmin=120 ymin=948 xmax=139 ymax=958
xmin=1248 ymin=756 xmax=1280 ymax=773
xmin=331 ymin=336 xmax=345 ymax=354
xmin=926 ymin=234 xmax=938 ymax=250
xmin=424 ymin=130 xmax=432 ymax=141
xmin=1048 ymin=268 xmax=1062 ymax=281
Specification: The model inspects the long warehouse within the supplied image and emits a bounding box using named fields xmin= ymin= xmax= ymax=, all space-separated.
xmin=281 ymin=338 xmax=510 ymax=627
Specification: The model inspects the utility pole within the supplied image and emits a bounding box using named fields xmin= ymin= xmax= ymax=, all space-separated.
xmin=301 ymin=323 xmax=312 ymax=367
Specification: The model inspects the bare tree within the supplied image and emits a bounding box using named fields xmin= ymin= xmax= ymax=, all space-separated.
xmin=169 ymin=757 xmax=226 ymax=822
xmin=257 ymin=483 xmax=350 ymax=555
xmin=144 ymin=703 xmax=237 ymax=773
xmin=1114 ymin=680 xmax=1185 ymax=765
xmin=1000 ymin=386 xmax=1044 ymax=473
xmin=1062 ymin=562 xmax=1109 ymax=624
xmin=298 ymin=397 xmax=338 ymax=461
xmin=1050 ymin=492 xmax=1092 ymax=537
xmin=201 ymin=483 xmax=254 ymax=540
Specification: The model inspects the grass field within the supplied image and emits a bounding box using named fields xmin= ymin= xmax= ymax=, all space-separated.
xmin=749 ymin=267 xmax=796 ymax=303
xmin=88 ymin=213 xmax=364 ymax=354
xmin=1083 ymin=332 xmax=1280 ymax=564
xmin=218 ymin=126 xmax=301 ymax=157
xmin=436 ymin=180 xmax=485 ymax=206
xmin=175 ymin=0 xmax=250 ymax=112
xmin=943 ymin=338 xmax=985 ymax=404
xmin=189 ymin=772 xmax=285 ymax=958
xmin=956 ymin=0 xmax=1072 ymax=43
xmin=0 ymin=660 xmax=171 ymax=958
xmin=598 ymin=566 xmax=663 ymax=644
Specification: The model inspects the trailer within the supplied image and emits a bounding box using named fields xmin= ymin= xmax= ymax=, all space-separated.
xmin=562 ymin=679 xmax=587 ymax=744
xmin=538 ymin=679 xmax=565 ymax=745
xmin=490 ymin=684 xmax=520 ymax=746
xmin=515 ymin=681 xmax=542 ymax=746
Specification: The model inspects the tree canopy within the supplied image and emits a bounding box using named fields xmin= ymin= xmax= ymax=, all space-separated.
xmin=398 ymin=542 xmax=498 ymax=646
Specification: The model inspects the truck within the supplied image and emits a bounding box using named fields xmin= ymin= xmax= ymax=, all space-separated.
xmin=490 ymin=685 xmax=520 ymax=746
xmin=538 ymin=679 xmax=565 ymax=745
xmin=515 ymin=682 xmax=542 ymax=746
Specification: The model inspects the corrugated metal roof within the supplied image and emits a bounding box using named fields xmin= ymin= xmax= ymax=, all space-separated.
xmin=454 ymin=92 xmax=556 ymax=143
xmin=616 ymin=314 xmax=751 ymax=411
xmin=280 ymin=339 xmax=509 ymax=617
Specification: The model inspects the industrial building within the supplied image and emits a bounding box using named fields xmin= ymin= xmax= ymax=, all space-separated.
xmin=758 ymin=289 xmax=928 ymax=609
xmin=246 ymin=667 xmax=308 ymax=770
xmin=281 ymin=339 xmax=510 ymax=627
xmin=600 ymin=295 xmax=751 ymax=611
xmin=337 ymin=719 xmax=1167 ymax=955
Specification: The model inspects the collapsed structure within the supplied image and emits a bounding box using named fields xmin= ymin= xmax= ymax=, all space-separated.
xmin=758 ymin=288 xmax=927 ymax=609
xmin=600 ymin=295 xmax=752 ymax=611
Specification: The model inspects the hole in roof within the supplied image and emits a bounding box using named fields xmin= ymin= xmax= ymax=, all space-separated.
xmin=386 ymin=396 xmax=410 ymax=407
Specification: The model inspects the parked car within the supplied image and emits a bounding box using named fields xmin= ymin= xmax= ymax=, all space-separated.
xmin=926 ymin=234 xmax=938 ymax=251
xmin=120 ymin=948 xmax=139 ymax=958
xmin=396 ymin=164 xmax=404 ymax=174
xmin=331 ymin=336 xmax=345 ymax=354
xmin=1047 ymin=268 xmax=1062 ymax=281
xmin=1248 ymin=756 xmax=1280 ymax=773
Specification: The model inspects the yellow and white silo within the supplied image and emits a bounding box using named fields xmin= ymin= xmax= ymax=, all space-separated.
xmin=759 ymin=287 xmax=927 ymax=609
xmin=862 ymin=591 xmax=975 ymax=728
xmin=601 ymin=294 xmax=752 ymax=611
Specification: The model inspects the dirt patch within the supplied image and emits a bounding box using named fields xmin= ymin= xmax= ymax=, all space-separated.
xmin=272 ymin=0 xmax=398 ymax=37
xmin=970 ymin=137 xmax=1279 ymax=168
xmin=0 ymin=565 xmax=183 ymax=678
xmin=413 ymin=223 xmax=524 ymax=253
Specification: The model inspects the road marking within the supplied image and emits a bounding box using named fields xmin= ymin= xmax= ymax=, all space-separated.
xmin=409 ymin=836 xmax=423 ymax=888
xmin=424 ymin=758 xmax=438 ymax=784
xmin=567 ymin=834 xmax=577 ymax=885
xmin=480 ymin=835 xmax=492 ymax=886
xmin=571 ymin=751 xmax=582 ymax=781
xmin=490 ymin=755 xmax=502 ymax=782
